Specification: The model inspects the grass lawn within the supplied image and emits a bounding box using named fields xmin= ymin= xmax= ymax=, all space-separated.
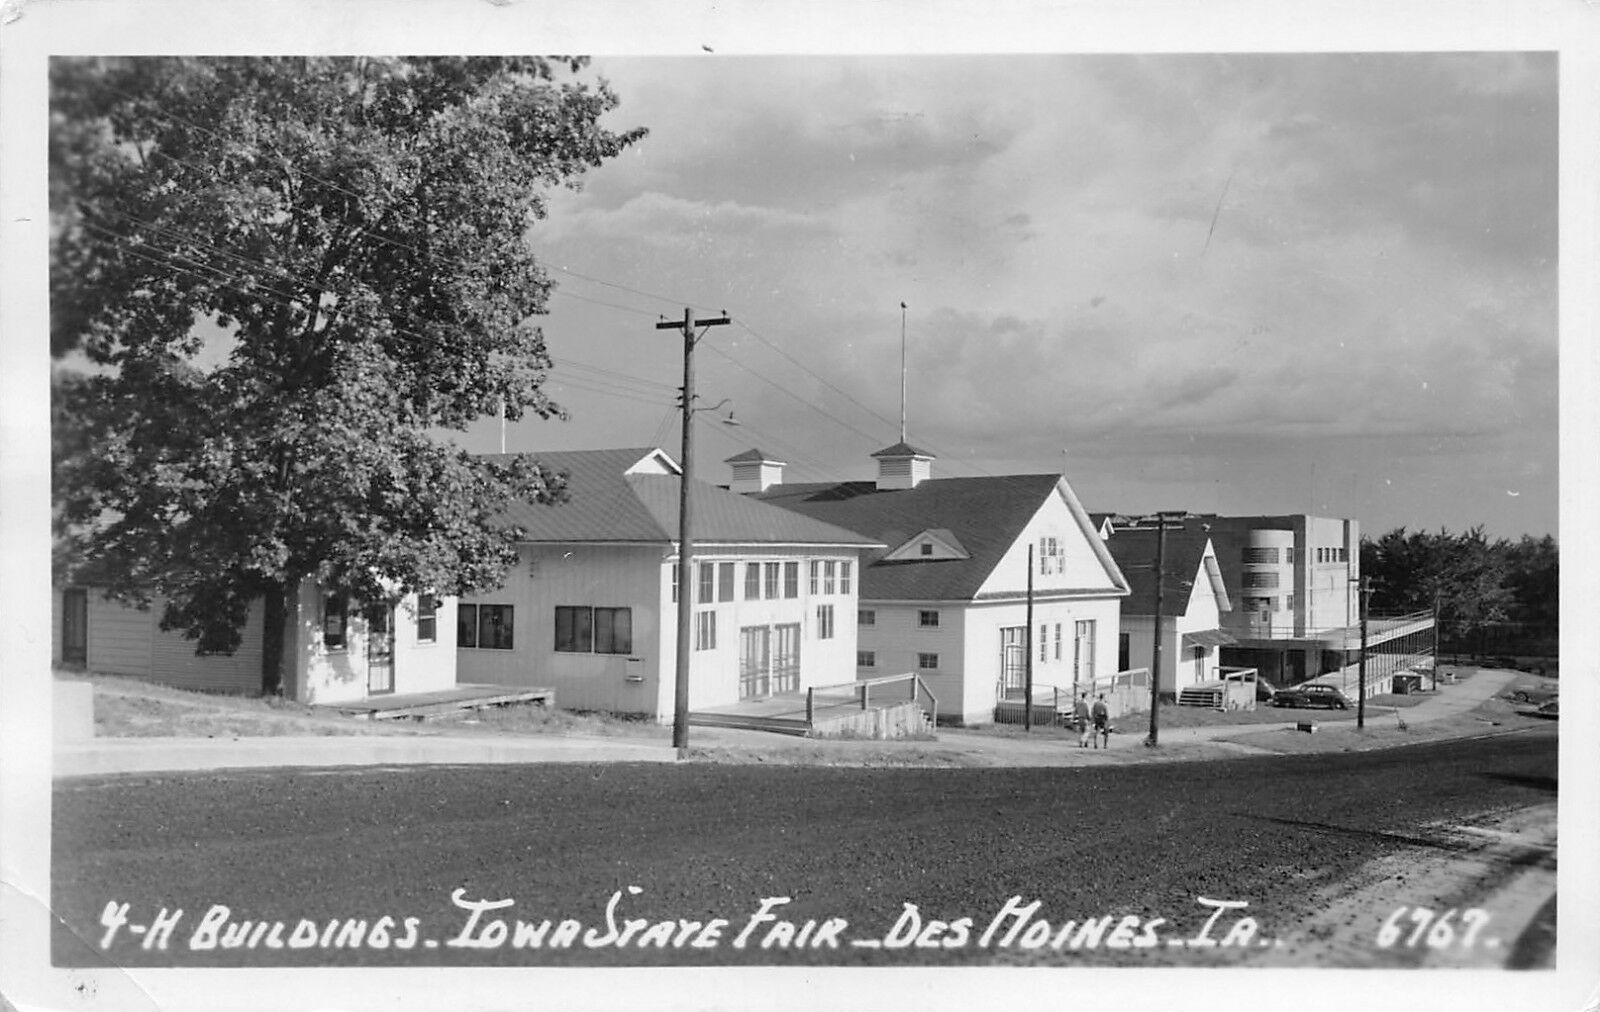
xmin=61 ymin=670 xmax=667 ymax=740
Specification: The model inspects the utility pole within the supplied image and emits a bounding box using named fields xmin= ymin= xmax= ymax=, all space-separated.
xmin=656 ymin=307 xmax=732 ymax=759
xmin=1146 ymin=511 xmax=1186 ymax=747
xmin=1357 ymin=576 xmax=1371 ymax=730
xmin=1024 ymin=543 xmax=1035 ymax=731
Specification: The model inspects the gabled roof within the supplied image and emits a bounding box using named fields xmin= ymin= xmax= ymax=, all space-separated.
xmin=754 ymin=473 xmax=1122 ymax=601
xmin=724 ymin=448 xmax=785 ymax=464
xmin=1105 ymin=528 xmax=1218 ymax=617
xmin=484 ymin=448 xmax=879 ymax=547
xmin=870 ymin=441 xmax=935 ymax=458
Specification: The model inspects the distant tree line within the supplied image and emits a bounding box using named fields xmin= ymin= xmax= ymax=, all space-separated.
xmin=1360 ymin=527 xmax=1558 ymax=658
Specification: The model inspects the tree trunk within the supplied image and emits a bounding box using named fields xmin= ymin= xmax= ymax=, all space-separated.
xmin=260 ymin=579 xmax=290 ymax=697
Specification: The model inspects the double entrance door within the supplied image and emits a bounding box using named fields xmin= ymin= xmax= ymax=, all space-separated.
xmin=739 ymin=623 xmax=801 ymax=699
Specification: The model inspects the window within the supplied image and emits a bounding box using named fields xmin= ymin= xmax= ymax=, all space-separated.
xmin=1243 ymin=572 xmax=1281 ymax=589
xmin=557 ymin=606 xmax=631 ymax=654
xmin=698 ymin=562 xmax=715 ymax=604
xmin=695 ymin=610 xmax=716 ymax=651
xmin=857 ymin=650 xmax=876 ymax=667
xmin=1054 ymin=623 xmax=1062 ymax=661
xmin=817 ymin=604 xmax=835 ymax=640
xmin=1243 ymin=547 xmax=1278 ymax=564
xmin=918 ymin=609 xmax=940 ymax=628
xmin=555 ymin=606 xmax=592 ymax=652
xmin=1039 ymin=625 xmax=1048 ymax=662
xmin=823 ymin=561 xmax=836 ymax=595
xmin=918 ymin=652 xmax=939 ymax=670
xmin=595 ymin=607 xmax=632 ymax=654
xmin=840 ymin=561 xmax=852 ymax=595
xmin=809 ymin=561 xmax=820 ymax=595
xmin=476 ymin=604 xmax=514 ymax=650
xmin=745 ymin=563 xmax=761 ymax=600
xmin=1040 ymin=537 xmax=1063 ymax=574
xmin=764 ymin=562 xmax=780 ymax=599
xmin=920 ymin=543 xmax=933 ymax=556
xmin=784 ymin=562 xmax=799 ymax=598
xmin=858 ymin=608 xmax=876 ymax=627
xmin=1286 ymin=595 xmax=1295 ymax=612
xmin=671 ymin=566 xmax=678 ymax=604
xmin=323 ymin=593 xmax=348 ymax=650
xmin=458 ymin=603 xmax=478 ymax=648
xmin=1118 ymin=632 xmax=1130 ymax=672
xmin=718 ymin=562 xmax=735 ymax=602
xmin=416 ymin=595 xmax=438 ymax=643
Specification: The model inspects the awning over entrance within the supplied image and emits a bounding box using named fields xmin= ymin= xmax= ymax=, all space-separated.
xmin=1182 ymin=629 xmax=1237 ymax=649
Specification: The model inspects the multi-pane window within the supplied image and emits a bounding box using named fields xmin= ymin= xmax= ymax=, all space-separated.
xmin=809 ymin=561 xmax=820 ymax=595
xmin=698 ymin=562 xmax=715 ymax=604
xmin=670 ymin=565 xmax=679 ymax=604
xmin=783 ymin=561 xmax=799 ymax=598
xmin=745 ymin=562 xmax=761 ymax=600
xmin=920 ymin=543 xmax=934 ymax=556
xmin=1039 ymin=625 xmax=1048 ymax=662
xmin=1054 ymin=623 xmax=1062 ymax=661
xmin=323 ymin=593 xmax=348 ymax=650
xmin=718 ymin=562 xmax=735 ymax=602
xmin=1243 ymin=572 xmax=1281 ymax=589
xmin=857 ymin=650 xmax=876 ymax=668
xmin=858 ymin=609 xmax=876 ymax=627
xmin=1039 ymin=537 xmax=1063 ymax=575
xmin=695 ymin=610 xmax=716 ymax=651
xmin=840 ymin=561 xmax=852 ymax=595
xmin=823 ymin=561 xmax=836 ymax=595
xmin=555 ymin=605 xmax=630 ymax=654
xmin=764 ymin=562 xmax=781 ymax=599
xmin=918 ymin=610 xmax=940 ymax=628
xmin=917 ymin=652 xmax=939 ymax=670
xmin=472 ymin=604 xmax=514 ymax=650
xmin=817 ymin=604 xmax=835 ymax=640
xmin=416 ymin=595 xmax=438 ymax=643
xmin=1243 ymin=547 xmax=1279 ymax=564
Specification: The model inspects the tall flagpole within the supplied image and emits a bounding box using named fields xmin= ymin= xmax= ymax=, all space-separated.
xmin=899 ymin=301 xmax=908 ymax=443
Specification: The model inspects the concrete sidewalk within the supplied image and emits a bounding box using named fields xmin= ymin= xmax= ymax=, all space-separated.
xmin=54 ymin=668 xmax=1526 ymax=777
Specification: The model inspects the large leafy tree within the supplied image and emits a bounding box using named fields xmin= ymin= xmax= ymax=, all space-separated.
xmin=51 ymin=57 xmax=645 ymax=693
xmin=1360 ymin=526 xmax=1522 ymax=641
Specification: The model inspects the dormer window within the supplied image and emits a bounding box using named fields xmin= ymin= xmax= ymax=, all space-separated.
xmin=920 ymin=543 xmax=933 ymax=556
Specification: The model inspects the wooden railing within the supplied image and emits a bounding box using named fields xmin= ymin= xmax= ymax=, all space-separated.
xmin=807 ymin=672 xmax=938 ymax=726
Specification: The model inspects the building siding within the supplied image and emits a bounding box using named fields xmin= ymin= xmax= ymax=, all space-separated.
xmin=458 ymin=543 xmax=864 ymax=719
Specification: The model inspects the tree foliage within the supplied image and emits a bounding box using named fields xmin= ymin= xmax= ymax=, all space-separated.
xmin=51 ymin=57 xmax=645 ymax=692
xmin=1360 ymin=526 xmax=1556 ymax=645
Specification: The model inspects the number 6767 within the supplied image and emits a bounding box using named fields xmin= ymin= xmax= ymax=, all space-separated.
xmin=1376 ymin=907 xmax=1492 ymax=949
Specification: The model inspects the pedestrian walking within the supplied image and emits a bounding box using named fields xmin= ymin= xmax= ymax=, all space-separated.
xmin=1091 ymin=694 xmax=1110 ymax=749
xmin=1073 ymin=693 xmax=1092 ymax=747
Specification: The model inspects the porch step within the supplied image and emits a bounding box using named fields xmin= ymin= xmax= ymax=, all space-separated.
xmin=1178 ymin=686 xmax=1226 ymax=708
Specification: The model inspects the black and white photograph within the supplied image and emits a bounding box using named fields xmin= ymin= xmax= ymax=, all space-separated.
xmin=2 ymin=2 xmax=1596 ymax=1010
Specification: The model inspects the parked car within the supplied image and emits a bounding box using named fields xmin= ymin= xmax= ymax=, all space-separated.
xmin=1534 ymin=698 xmax=1558 ymax=719
xmin=1271 ymin=684 xmax=1352 ymax=710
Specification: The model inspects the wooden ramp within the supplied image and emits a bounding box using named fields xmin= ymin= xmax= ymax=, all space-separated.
xmin=324 ymin=684 xmax=554 ymax=721
xmin=690 ymin=693 xmax=932 ymax=738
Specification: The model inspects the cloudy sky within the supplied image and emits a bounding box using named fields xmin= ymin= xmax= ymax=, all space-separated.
xmin=464 ymin=55 xmax=1554 ymax=538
